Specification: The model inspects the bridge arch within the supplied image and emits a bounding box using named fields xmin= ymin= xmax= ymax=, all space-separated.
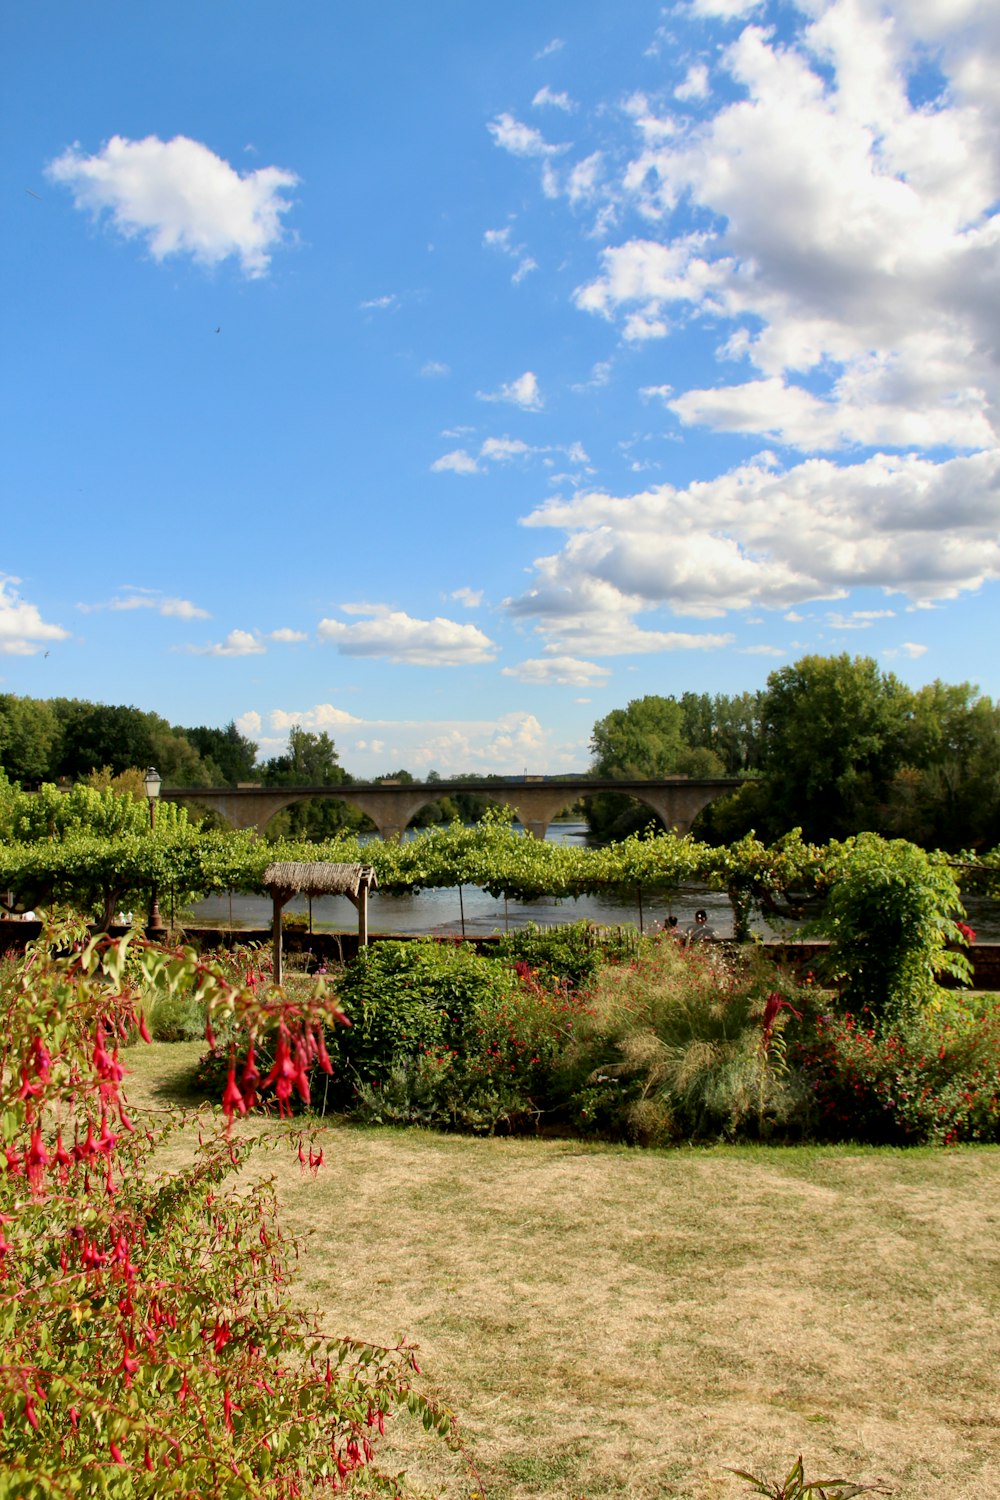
xmin=164 ymin=777 xmax=741 ymax=842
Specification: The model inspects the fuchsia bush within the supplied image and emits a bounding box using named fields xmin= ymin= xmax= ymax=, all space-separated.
xmin=0 ymin=919 xmax=456 ymax=1498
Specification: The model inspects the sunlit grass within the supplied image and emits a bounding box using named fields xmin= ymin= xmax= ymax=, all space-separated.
xmin=124 ymin=1042 xmax=1000 ymax=1500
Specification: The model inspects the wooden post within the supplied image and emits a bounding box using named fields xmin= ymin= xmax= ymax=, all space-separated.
xmin=358 ymin=879 xmax=369 ymax=948
xmin=272 ymin=894 xmax=283 ymax=986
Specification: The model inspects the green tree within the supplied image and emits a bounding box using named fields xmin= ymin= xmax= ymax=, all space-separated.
xmin=888 ymin=681 xmax=1000 ymax=850
xmin=261 ymin=727 xmax=366 ymax=839
xmin=758 ymin=655 xmax=912 ymax=841
xmin=587 ymin=695 xmax=725 ymax=840
xmin=184 ymin=720 xmax=259 ymax=785
xmin=0 ymin=695 xmax=61 ymax=784
xmin=591 ymin=695 xmax=687 ymax=778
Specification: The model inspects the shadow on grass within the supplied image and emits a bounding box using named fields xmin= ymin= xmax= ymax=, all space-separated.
xmin=122 ymin=1039 xmax=207 ymax=1109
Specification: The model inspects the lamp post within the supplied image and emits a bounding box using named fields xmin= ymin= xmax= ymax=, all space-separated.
xmin=143 ymin=767 xmax=164 ymax=936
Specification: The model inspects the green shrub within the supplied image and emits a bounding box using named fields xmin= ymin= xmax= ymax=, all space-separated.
xmin=490 ymin=920 xmax=641 ymax=992
xmin=328 ymin=940 xmax=590 ymax=1134
xmin=817 ymin=834 xmax=971 ymax=1025
xmin=147 ymin=987 xmax=210 ymax=1041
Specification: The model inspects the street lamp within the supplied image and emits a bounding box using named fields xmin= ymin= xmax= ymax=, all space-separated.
xmin=143 ymin=767 xmax=164 ymax=935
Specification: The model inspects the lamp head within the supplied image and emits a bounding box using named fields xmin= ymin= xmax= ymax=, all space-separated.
xmin=143 ymin=767 xmax=162 ymax=801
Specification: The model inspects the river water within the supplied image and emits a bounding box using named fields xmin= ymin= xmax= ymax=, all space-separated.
xmin=187 ymin=822 xmax=1000 ymax=942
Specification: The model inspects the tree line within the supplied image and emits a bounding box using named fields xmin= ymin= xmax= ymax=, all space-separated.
xmin=0 ymin=698 xmax=529 ymax=840
xmin=589 ymin=654 xmax=1000 ymax=851
xmin=2 ymin=653 xmax=998 ymax=851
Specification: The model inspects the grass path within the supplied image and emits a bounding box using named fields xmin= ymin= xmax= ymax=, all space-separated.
xmin=125 ymin=1042 xmax=1000 ymax=1499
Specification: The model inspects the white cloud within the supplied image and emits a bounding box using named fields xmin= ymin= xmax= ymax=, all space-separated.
xmin=483 ymin=224 xmax=538 ymax=283
xmin=533 ymin=86 xmax=575 ymax=111
xmin=431 ymin=448 xmax=481 ymax=475
xmin=360 ymin=293 xmax=398 ymax=311
xmin=47 ymin=134 xmax=297 ymax=277
xmin=479 ymin=436 xmax=534 ymax=462
xmin=573 ymin=360 xmax=613 ymax=393
xmin=234 ymin=706 xmax=564 ymax=777
xmin=675 ymin=64 xmax=710 ymax=101
xmin=189 ymin=628 xmax=265 ymax=657
xmin=739 ymin=644 xmax=786 ymax=656
xmin=884 ymin=641 xmax=929 ymax=659
xmin=535 ymin=38 xmax=565 ymax=60
xmin=690 ymin=0 xmax=761 ymax=18
xmin=826 ymin=608 xmax=897 ymax=630
xmin=566 ymin=152 xmax=606 ymax=208
xmin=0 ymin=578 xmax=69 ymax=656
xmin=268 ymin=627 xmax=307 ymax=643
xmin=268 ymin=704 xmax=363 ymax=732
xmin=565 ymin=6 xmax=1000 ymax=454
xmin=420 ymin=360 xmax=450 ymax=378
xmin=451 ymin=587 xmax=483 ymax=608
xmin=477 ymin=370 xmax=544 ymax=410
xmin=487 ymin=113 xmax=567 ymax=159
xmin=509 ymin=447 xmax=1000 ymax=627
xmin=317 ymin=605 xmax=497 ymax=666
xmin=431 ymin=433 xmax=588 ymax=476
xmin=235 ymin=710 xmax=262 ymax=738
xmin=78 ymin=592 xmax=211 ymax=620
xmin=159 ymin=597 xmax=211 ymax=620
xmin=501 ymin=655 xmax=611 ymax=686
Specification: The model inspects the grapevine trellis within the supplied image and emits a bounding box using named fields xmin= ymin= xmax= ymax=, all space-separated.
xmin=0 ymin=805 xmax=994 ymax=938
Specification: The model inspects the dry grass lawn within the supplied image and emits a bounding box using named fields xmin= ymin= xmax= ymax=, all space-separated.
xmin=125 ymin=1040 xmax=1000 ymax=1500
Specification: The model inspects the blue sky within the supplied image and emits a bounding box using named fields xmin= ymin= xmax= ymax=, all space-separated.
xmin=4 ymin=0 xmax=998 ymax=776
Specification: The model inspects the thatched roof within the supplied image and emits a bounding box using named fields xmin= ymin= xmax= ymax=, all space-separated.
xmin=262 ymin=862 xmax=378 ymax=899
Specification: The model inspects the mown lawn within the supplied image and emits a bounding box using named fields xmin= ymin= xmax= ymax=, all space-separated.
xmin=125 ymin=1041 xmax=1000 ymax=1500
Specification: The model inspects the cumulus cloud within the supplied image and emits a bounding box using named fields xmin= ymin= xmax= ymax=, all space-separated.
xmin=477 ymin=371 xmax=544 ymax=410
xmin=690 ymin=0 xmax=762 ymax=18
xmin=268 ymin=627 xmax=307 ymax=642
xmin=0 ymin=577 xmax=69 ymax=656
xmin=268 ymin=704 xmax=363 ymax=732
xmin=488 ymin=113 xmax=567 ymax=160
xmin=675 ymin=63 xmax=710 ymax=101
xmin=188 ymin=628 xmax=265 ymax=657
xmin=317 ymin=605 xmax=497 ymax=666
xmin=235 ymin=706 xmax=562 ymax=777
xmin=501 ymin=655 xmax=611 ymax=686
xmin=235 ymin=710 xmax=262 ymax=738
xmin=568 ymin=4 xmax=1000 ymax=453
xmin=510 ymin=449 xmax=1000 ymax=628
xmin=47 ymin=134 xmax=297 ymax=276
xmin=884 ymin=641 xmax=929 ymax=659
xmin=533 ymin=86 xmax=575 ymax=111
xmin=451 ymin=587 xmax=484 ymax=608
xmin=431 ymin=448 xmax=481 ymax=475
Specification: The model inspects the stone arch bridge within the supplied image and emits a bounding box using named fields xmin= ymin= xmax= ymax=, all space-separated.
xmin=163 ymin=776 xmax=741 ymax=842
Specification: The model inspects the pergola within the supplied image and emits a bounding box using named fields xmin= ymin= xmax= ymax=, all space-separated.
xmin=262 ymin=862 xmax=378 ymax=984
